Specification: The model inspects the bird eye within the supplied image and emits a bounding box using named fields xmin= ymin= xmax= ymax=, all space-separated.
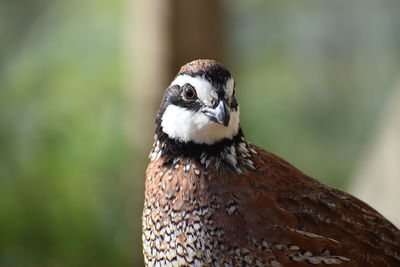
xmin=183 ymin=84 xmax=196 ymax=100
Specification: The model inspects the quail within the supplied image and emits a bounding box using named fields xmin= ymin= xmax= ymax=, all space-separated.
xmin=142 ymin=59 xmax=400 ymax=266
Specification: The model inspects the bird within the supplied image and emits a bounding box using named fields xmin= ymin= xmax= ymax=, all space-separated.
xmin=142 ymin=59 xmax=400 ymax=266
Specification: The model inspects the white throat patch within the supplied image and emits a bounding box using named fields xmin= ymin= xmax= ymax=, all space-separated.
xmin=161 ymin=75 xmax=239 ymax=145
xmin=161 ymin=105 xmax=240 ymax=145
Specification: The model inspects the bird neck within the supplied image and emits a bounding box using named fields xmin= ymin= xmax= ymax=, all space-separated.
xmin=151 ymin=128 xmax=245 ymax=168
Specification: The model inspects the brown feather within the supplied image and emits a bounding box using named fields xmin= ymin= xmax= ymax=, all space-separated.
xmin=143 ymin=140 xmax=400 ymax=266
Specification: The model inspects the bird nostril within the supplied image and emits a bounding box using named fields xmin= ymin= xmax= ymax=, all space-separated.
xmin=211 ymin=98 xmax=218 ymax=108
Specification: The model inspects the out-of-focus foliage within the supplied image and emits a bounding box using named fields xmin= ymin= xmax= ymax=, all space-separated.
xmin=1 ymin=0 xmax=400 ymax=266
xmin=229 ymin=0 xmax=400 ymax=188
xmin=0 ymin=0 xmax=132 ymax=266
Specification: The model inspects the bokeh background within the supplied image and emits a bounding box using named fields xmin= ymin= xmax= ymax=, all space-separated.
xmin=1 ymin=0 xmax=399 ymax=266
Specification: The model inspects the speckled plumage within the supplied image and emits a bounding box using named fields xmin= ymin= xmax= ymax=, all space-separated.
xmin=142 ymin=59 xmax=400 ymax=266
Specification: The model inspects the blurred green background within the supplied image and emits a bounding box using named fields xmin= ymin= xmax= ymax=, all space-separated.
xmin=1 ymin=0 xmax=399 ymax=266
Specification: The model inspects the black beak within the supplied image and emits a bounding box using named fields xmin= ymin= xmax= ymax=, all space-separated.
xmin=203 ymin=100 xmax=230 ymax=127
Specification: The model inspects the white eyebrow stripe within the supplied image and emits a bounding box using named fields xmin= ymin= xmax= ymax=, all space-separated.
xmin=225 ymin=78 xmax=234 ymax=98
xmin=171 ymin=75 xmax=218 ymax=106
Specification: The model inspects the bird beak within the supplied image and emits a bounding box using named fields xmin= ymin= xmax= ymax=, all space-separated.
xmin=203 ymin=100 xmax=230 ymax=127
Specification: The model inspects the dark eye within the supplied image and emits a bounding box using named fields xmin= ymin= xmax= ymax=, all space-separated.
xmin=183 ymin=84 xmax=196 ymax=100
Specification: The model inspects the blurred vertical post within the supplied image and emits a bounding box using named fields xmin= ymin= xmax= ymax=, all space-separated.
xmin=125 ymin=0 xmax=224 ymax=264
xmin=169 ymin=0 xmax=225 ymax=76
xmin=125 ymin=1 xmax=170 ymax=265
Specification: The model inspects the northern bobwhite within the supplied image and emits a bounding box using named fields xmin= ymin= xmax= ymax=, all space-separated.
xmin=142 ymin=59 xmax=400 ymax=266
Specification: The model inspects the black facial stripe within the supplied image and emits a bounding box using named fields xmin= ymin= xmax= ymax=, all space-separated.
xmin=178 ymin=99 xmax=202 ymax=112
xmin=230 ymin=97 xmax=238 ymax=111
xmin=156 ymin=84 xmax=203 ymax=124
xmin=157 ymin=82 xmax=238 ymax=126
xmin=217 ymin=88 xmax=225 ymax=100
xmin=178 ymin=83 xmax=203 ymax=111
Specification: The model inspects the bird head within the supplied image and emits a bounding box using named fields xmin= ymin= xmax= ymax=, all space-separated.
xmin=156 ymin=59 xmax=240 ymax=145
